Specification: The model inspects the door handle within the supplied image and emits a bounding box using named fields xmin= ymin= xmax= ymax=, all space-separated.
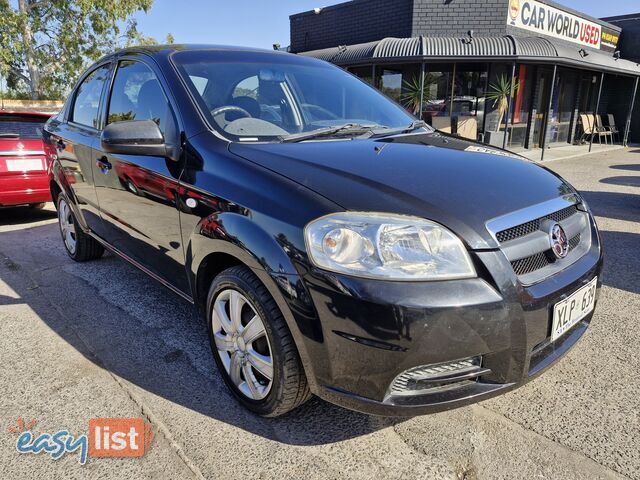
xmin=96 ymin=157 xmax=112 ymax=173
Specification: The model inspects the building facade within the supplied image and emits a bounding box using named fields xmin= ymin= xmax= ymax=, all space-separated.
xmin=291 ymin=0 xmax=640 ymax=155
xmin=602 ymin=12 xmax=640 ymax=143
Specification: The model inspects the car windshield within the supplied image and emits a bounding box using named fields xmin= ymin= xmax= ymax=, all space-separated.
xmin=0 ymin=115 xmax=47 ymax=139
xmin=172 ymin=50 xmax=423 ymax=142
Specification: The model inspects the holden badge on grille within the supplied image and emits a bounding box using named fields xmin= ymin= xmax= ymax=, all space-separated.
xmin=549 ymin=223 xmax=569 ymax=259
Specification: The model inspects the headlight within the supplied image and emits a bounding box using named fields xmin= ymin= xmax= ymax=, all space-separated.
xmin=304 ymin=212 xmax=476 ymax=280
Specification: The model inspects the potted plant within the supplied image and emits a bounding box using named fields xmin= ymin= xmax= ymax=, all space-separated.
xmin=401 ymin=73 xmax=434 ymax=117
xmin=485 ymin=74 xmax=519 ymax=147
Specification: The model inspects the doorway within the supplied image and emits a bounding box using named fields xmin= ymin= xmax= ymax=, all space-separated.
xmin=547 ymin=69 xmax=579 ymax=145
xmin=530 ymin=67 xmax=553 ymax=149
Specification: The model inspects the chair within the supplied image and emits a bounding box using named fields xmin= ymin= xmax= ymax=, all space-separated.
xmin=456 ymin=116 xmax=478 ymax=140
xmin=607 ymin=114 xmax=621 ymax=143
xmin=432 ymin=116 xmax=452 ymax=134
xmin=595 ymin=114 xmax=613 ymax=145
xmin=579 ymin=114 xmax=606 ymax=145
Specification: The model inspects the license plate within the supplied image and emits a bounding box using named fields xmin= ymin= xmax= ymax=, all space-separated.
xmin=551 ymin=277 xmax=597 ymax=342
xmin=6 ymin=158 xmax=43 ymax=172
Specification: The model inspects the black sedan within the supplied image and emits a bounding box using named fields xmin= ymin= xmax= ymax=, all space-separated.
xmin=45 ymin=45 xmax=602 ymax=417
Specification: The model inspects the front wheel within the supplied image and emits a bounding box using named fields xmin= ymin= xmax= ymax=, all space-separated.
xmin=206 ymin=266 xmax=311 ymax=417
xmin=56 ymin=194 xmax=104 ymax=262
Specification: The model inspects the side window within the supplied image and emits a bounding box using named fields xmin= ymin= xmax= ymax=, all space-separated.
xmin=189 ymin=75 xmax=209 ymax=95
xmin=71 ymin=64 xmax=110 ymax=128
xmin=232 ymin=75 xmax=285 ymax=124
xmin=107 ymin=60 xmax=173 ymax=135
xmin=232 ymin=76 xmax=258 ymax=99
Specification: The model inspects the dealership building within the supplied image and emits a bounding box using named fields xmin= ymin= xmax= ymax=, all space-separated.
xmin=290 ymin=0 xmax=640 ymax=157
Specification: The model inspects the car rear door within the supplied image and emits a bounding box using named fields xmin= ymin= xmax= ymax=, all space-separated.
xmin=46 ymin=63 xmax=112 ymax=238
xmin=92 ymin=56 xmax=189 ymax=296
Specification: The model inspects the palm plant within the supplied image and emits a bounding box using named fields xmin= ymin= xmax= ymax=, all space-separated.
xmin=486 ymin=74 xmax=520 ymax=130
xmin=401 ymin=73 xmax=434 ymax=116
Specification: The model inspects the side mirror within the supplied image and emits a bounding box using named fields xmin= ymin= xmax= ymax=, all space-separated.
xmin=101 ymin=120 xmax=166 ymax=157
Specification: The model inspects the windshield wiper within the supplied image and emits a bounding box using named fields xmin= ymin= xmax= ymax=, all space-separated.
xmin=404 ymin=120 xmax=428 ymax=132
xmin=367 ymin=120 xmax=429 ymax=138
xmin=280 ymin=123 xmax=381 ymax=143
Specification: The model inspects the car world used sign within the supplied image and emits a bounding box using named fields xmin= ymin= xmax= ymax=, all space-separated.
xmin=507 ymin=0 xmax=619 ymax=52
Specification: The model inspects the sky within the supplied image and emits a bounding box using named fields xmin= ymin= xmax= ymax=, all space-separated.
xmin=132 ymin=0 xmax=640 ymax=49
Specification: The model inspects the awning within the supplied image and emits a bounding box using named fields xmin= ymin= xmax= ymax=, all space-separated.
xmin=300 ymin=35 xmax=640 ymax=76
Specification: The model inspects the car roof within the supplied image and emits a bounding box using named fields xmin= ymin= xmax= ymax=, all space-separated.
xmin=111 ymin=43 xmax=286 ymax=58
xmin=86 ymin=43 xmax=320 ymax=76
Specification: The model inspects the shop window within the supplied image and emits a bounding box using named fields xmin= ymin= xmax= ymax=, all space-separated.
xmin=422 ymin=65 xmax=454 ymax=122
xmin=547 ymin=69 xmax=579 ymax=145
xmin=483 ymin=63 xmax=514 ymax=148
xmin=348 ymin=66 xmax=374 ymax=85
xmin=375 ymin=64 xmax=422 ymax=115
xmin=505 ymin=65 xmax=535 ymax=150
xmin=451 ymin=63 xmax=488 ymax=141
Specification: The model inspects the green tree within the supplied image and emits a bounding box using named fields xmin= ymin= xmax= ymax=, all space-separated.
xmin=0 ymin=0 xmax=169 ymax=100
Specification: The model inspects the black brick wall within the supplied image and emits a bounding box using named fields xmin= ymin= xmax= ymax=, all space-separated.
xmin=602 ymin=14 xmax=640 ymax=143
xmin=602 ymin=14 xmax=640 ymax=62
xmin=289 ymin=0 xmax=413 ymax=53
xmin=411 ymin=0 xmax=509 ymax=37
xmin=290 ymin=0 xmax=621 ymax=54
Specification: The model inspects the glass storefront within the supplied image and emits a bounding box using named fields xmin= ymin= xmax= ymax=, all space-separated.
xmin=348 ymin=66 xmax=374 ymax=86
xmin=422 ymin=65 xmax=453 ymax=121
xmin=346 ymin=59 xmax=633 ymax=152
xmin=507 ymin=65 xmax=535 ymax=150
xmin=548 ymin=69 xmax=579 ymax=145
xmin=374 ymin=64 xmax=422 ymax=115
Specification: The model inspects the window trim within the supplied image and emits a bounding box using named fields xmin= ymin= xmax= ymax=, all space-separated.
xmin=67 ymin=61 xmax=114 ymax=132
xmin=104 ymin=55 xmax=182 ymax=143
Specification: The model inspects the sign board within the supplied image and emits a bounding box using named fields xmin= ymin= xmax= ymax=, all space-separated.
xmin=600 ymin=26 xmax=620 ymax=53
xmin=507 ymin=0 xmax=619 ymax=52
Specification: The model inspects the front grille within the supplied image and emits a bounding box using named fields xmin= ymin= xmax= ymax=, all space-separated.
xmin=568 ymin=234 xmax=581 ymax=250
xmin=510 ymin=234 xmax=581 ymax=275
xmin=496 ymin=205 xmax=578 ymax=243
xmin=511 ymin=251 xmax=551 ymax=276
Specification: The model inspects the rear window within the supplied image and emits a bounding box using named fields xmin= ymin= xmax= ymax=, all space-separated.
xmin=0 ymin=115 xmax=47 ymax=139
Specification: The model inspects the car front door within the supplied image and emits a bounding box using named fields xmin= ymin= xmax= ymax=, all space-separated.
xmin=47 ymin=63 xmax=112 ymax=238
xmin=93 ymin=57 xmax=189 ymax=296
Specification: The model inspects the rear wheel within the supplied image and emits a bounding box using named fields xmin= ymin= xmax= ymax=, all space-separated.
xmin=56 ymin=194 xmax=104 ymax=262
xmin=206 ymin=265 xmax=311 ymax=417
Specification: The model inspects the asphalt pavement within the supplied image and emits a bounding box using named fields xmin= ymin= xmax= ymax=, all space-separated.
xmin=0 ymin=147 xmax=638 ymax=479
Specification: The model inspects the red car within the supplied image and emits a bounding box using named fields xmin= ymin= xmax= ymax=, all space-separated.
xmin=0 ymin=110 xmax=52 ymax=208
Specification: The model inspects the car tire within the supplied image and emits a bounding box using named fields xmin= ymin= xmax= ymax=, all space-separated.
xmin=29 ymin=202 xmax=46 ymax=209
xmin=56 ymin=193 xmax=104 ymax=262
xmin=206 ymin=265 xmax=311 ymax=417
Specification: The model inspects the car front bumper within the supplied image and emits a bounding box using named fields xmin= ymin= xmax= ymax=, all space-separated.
xmin=294 ymin=221 xmax=603 ymax=416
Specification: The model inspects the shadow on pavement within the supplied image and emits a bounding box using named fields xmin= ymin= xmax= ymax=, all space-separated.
xmin=610 ymin=164 xmax=640 ymax=172
xmin=578 ymin=190 xmax=640 ymax=295
xmin=0 ymin=205 xmax=56 ymax=225
xmin=0 ymin=224 xmax=403 ymax=446
xmin=599 ymin=176 xmax=640 ymax=188
xmin=579 ymin=190 xmax=640 ymax=223
xmin=599 ymin=230 xmax=640 ymax=295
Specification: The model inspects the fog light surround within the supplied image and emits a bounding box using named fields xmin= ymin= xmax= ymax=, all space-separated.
xmin=386 ymin=356 xmax=488 ymax=398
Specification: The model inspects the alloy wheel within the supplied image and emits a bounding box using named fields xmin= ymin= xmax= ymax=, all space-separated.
xmin=211 ymin=289 xmax=274 ymax=400
xmin=58 ymin=199 xmax=77 ymax=255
